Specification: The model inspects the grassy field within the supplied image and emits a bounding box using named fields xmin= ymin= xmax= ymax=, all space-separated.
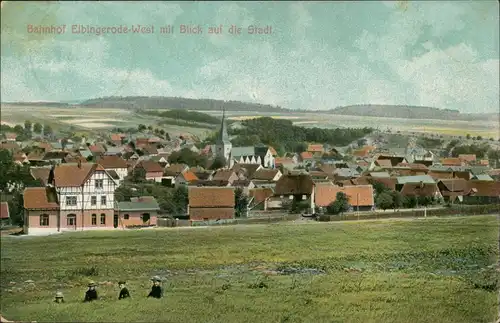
xmin=1 ymin=216 xmax=498 ymax=323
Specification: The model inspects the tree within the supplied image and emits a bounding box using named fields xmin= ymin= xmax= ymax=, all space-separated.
xmin=24 ymin=120 xmax=32 ymax=132
xmin=210 ymin=155 xmax=226 ymax=170
xmin=234 ymin=188 xmax=248 ymax=218
xmin=130 ymin=167 xmax=146 ymax=183
xmin=168 ymin=148 xmax=208 ymax=167
xmin=403 ymin=196 xmax=417 ymax=208
xmin=13 ymin=125 xmax=24 ymax=134
xmin=390 ymin=191 xmax=403 ymax=211
xmin=147 ymin=125 xmax=153 ymax=131
xmin=466 ymin=134 xmax=471 ymax=140
xmin=138 ymin=124 xmax=146 ymax=131
xmin=164 ymin=132 xmax=171 ymax=141
xmin=477 ymin=135 xmax=482 ymax=140
xmin=326 ymin=192 xmax=350 ymax=215
xmin=370 ymin=180 xmax=389 ymax=195
xmin=43 ymin=124 xmax=53 ymax=135
xmin=61 ymin=138 xmax=68 ymax=151
xmin=33 ymin=122 xmax=43 ymax=133
xmin=375 ymin=192 xmax=393 ymax=211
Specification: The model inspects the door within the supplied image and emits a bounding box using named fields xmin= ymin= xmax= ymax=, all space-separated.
xmin=66 ymin=214 xmax=77 ymax=230
xmin=113 ymin=214 xmax=119 ymax=228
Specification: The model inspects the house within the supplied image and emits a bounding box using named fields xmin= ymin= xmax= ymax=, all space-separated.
xmin=232 ymin=163 xmax=263 ymax=179
xmin=23 ymin=187 xmax=60 ymax=234
xmin=163 ymin=163 xmax=189 ymax=186
xmin=104 ymin=146 xmax=124 ymax=156
xmin=175 ymin=170 xmax=198 ymax=187
xmin=88 ymin=144 xmax=106 ymax=157
xmin=437 ymin=179 xmax=472 ymax=202
xmin=96 ymin=155 xmax=128 ymax=183
xmin=307 ymin=144 xmax=324 ymax=155
xmin=464 ymin=181 xmax=500 ymax=203
xmin=110 ymin=133 xmax=126 ymax=146
xmin=251 ymin=169 xmax=282 ymax=182
xmin=0 ymin=202 xmax=10 ymax=225
xmin=30 ymin=166 xmax=52 ymax=185
xmin=441 ymin=158 xmax=463 ymax=167
xmin=212 ymin=170 xmax=239 ymax=185
xmin=299 ymin=152 xmax=315 ymax=164
xmin=42 ymin=151 xmax=69 ymax=164
xmin=248 ymin=188 xmax=274 ymax=210
xmin=135 ymin=160 xmax=165 ymax=182
xmin=371 ymin=155 xmax=408 ymax=169
xmin=231 ymin=180 xmax=255 ymax=195
xmin=12 ymin=152 xmax=29 ymax=165
xmin=399 ymin=182 xmax=442 ymax=198
xmin=4 ymin=132 xmax=17 ymax=142
xmin=314 ymin=183 xmax=375 ymax=212
xmin=458 ymin=154 xmax=476 ymax=164
xmin=187 ymin=187 xmax=235 ymax=221
xmin=115 ymin=196 xmax=160 ymax=227
xmin=23 ymin=162 xmax=119 ymax=235
xmin=0 ymin=141 xmax=20 ymax=151
xmin=272 ymin=174 xmax=315 ymax=212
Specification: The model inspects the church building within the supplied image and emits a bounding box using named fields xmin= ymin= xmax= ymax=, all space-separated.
xmin=213 ymin=109 xmax=275 ymax=169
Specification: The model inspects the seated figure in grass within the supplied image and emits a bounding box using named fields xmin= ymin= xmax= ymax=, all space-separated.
xmin=54 ymin=291 xmax=65 ymax=303
xmin=147 ymin=276 xmax=163 ymax=299
xmin=84 ymin=281 xmax=98 ymax=302
xmin=118 ymin=281 xmax=131 ymax=300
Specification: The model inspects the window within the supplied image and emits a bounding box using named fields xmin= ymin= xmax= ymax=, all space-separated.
xmin=91 ymin=196 xmax=97 ymax=205
xmin=65 ymin=196 xmax=77 ymax=206
xmin=100 ymin=213 xmax=106 ymax=225
xmin=91 ymin=214 xmax=97 ymax=225
xmin=124 ymin=214 xmax=129 ymax=220
xmin=101 ymin=196 xmax=107 ymax=205
xmin=95 ymin=179 xmax=103 ymax=189
xmin=67 ymin=214 xmax=76 ymax=226
xmin=39 ymin=214 xmax=49 ymax=226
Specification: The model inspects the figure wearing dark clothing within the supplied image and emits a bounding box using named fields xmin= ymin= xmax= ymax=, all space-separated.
xmin=148 ymin=285 xmax=162 ymax=298
xmin=148 ymin=276 xmax=163 ymax=299
xmin=118 ymin=281 xmax=131 ymax=300
xmin=84 ymin=282 xmax=98 ymax=302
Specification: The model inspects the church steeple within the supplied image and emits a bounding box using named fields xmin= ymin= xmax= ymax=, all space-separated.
xmin=215 ymin=104 xmax=232 ymax=168
xmin=216 ymin=106 xmax=231 ymax=145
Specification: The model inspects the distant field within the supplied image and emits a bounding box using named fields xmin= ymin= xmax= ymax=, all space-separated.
xmin=1 ymin=105 xmax=498 ymax=139
xmin=0 ymin=105 xmax=212 ymax=138
xmin=0 ymin=216 xmax=498 ymax=323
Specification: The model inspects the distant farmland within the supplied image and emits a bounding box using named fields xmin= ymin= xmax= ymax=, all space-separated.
xmin=1 ymin=104 xmax=498 ymax=139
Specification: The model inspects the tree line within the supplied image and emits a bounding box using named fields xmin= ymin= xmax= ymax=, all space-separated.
xmin=223 ymin=117 xmax=372 ymax=153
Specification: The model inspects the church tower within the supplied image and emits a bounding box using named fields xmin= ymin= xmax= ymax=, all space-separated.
xmin=215 ymin=106 xmax=232 ymax=167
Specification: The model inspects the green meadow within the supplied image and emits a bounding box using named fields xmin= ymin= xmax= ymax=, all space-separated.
xmin=1 ymin=216 xmax=498 ymax=323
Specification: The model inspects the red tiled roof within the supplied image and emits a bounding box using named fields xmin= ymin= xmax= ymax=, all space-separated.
xmin=212 ymin=170 xmax=236 ymax=181
xmin=251 ymin=169 xmax=280 ymax=181
xmin=188 ymin=187 xmax=235 ymax=207
xmin=441 ymin=158 xmax=462 ymax=166
xmin=275 ymin=157 xmax=295 ymax=166
xmin=96 ymin=155 xmax=128 ymax=169
xmin=249 ymin=188 xmax=274 ymax=204
xmin=53 ymin=163 xmax=103 ymax=187
xmin=274 ymin=174 xmax=314 ymax=195
xmin=315 ymin=183 xmax=374 ymax=207
xmin=467 ymin=181 xmax=500 ymax=197
xmin=399 ymin=183 xmax=441 ymax=197
xmin=268 ymin=146 xmax=278 ymax=156
xmin=23 ymin=187 xmax=60 ymax=210
xmin=0 ymin=202 xmax=9 ymax=219
xmin=89 ymin=144 xmax=105 ymax=153
xmin=182 ymin=171 xmax=198 ymax=182
xmin=458 ymin=154 xmax=476 ymax=162
xmin=307 ymin=144 xmax=323 ymax=153
xmin=300 ymin=152 xmax=314 ymax=160
xmin=137 ymin=160 xmax=163 ymax=173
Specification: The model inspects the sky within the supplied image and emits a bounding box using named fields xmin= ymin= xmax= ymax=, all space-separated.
xmin=1 ymin=1 xmax=499 ymax=113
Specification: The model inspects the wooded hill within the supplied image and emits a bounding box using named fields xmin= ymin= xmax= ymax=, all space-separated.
xmin=330 ymin=105 xmax=493 ymax=121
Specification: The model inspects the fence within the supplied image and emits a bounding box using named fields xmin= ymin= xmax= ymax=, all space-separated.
xmin=156 ymin=214 xmax=301 ymax=227
xmin=319 ymin=204 xmax=500 ymax=222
